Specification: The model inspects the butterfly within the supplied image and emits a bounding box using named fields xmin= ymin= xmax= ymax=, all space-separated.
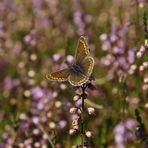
xmin=46 ymin=36 xmax=94 ymax=86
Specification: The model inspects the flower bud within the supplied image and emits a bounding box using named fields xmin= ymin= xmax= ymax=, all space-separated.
xmin=87 ymin=107 xmax=95 ymax=115
xmin=142 ymin=84 xmax=148 ymax=91
xmin=75 ymin=99 xmax=82 ymax=107
xmin=55 ymin=101 xmax=62 ymax=108
xmin=85 ymin=131 xmax=92 ymax=138
xmin=66 ymin=55 xmax=74 ymax=64
xmin=77 ymin=109 xmax=82 ymax=115
xmin=34 ymin=142 xmax=40 ymax=148
xmin=145 ymin=103 xmax=148 ymax=108
xmin=143 ymin=62 xmax=148 ymax=68
xmin=139 ymin=65 xmax=144 ymax=71
xmin=70 ymin=107 xmax=77 ymax=114
xmin=69 ymin=129 xmax=77 ymax=135
xmin=144 ymin=77 xmax=148 ymax=83
xmin=73 ymin=125 xmax=79 ymax=130
xmin=60 ymin=84 xmax=67 ymax=90
xmin=73 ymin=95 xmax=80 ymax=101
xmin=52 ymin=53 xmax=61 ymax=62
xmin=130 ymin=64 xmax=137 ymax=71
xmin=136 ymin=52 xmax=142 ymax=58
xmin=49 ymin=122 xmax=56 ymax=129
xmin=139 ymin=45 xmax=145 ymax=53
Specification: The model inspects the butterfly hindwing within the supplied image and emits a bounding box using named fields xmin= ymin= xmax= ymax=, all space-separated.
xmin=80 ymin=56 xmax=94 ymax=77
xmin=46 ymin=68 xmax=70 ymax=81
xmin=68 ymin=72 xmax=87 ymax=86
xmin=75 ymin=36 xmax=89 ymax=64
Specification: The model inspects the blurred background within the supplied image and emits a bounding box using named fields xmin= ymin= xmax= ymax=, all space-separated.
xmin=0 ymin=0 xmax=148 ymax=147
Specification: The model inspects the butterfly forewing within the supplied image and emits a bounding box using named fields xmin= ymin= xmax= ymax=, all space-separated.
xmin=75 ymin=36 xmax=89 ymax=64
xmin=68 ymin=72 xmax=87 ymax=86
xmin=80 ymin=56 xmax=94 ymax=77
xmin=46 ymin=68 xmax=70 ymax=81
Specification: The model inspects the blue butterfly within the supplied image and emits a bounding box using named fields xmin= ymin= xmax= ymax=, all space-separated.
xmin=46 ymin=36 xmax=94 ymax=86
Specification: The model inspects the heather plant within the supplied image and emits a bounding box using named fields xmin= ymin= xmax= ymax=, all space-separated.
xmin=0 ymin=0 xmax=148 ymax=148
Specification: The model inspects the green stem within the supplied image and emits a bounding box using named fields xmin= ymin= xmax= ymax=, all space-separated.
xmin=39 ymin=124 xmax=55 ymax=148
xmin=80 ymin=85 xmax=86 ymax=147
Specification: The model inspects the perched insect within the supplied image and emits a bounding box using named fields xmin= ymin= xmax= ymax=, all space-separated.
xmin=46 ymin=36 xmax=94 ymax=86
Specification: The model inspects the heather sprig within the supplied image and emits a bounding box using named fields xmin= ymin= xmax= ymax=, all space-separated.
xmin=69 ymin=81 xmax=96 ymax=147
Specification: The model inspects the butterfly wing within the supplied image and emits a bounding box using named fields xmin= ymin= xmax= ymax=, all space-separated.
xmin=75 ymin=36 xmax=89 ymax=64
xmin=80 ymin=56 xmax=94 ymax=77
xmin=46 ymin=68 xmax=70 ymax=81
xmin=68 ymin=72 xmax=87 ymax=86
xmin=70 ymin=36 xmax=94 ymax=86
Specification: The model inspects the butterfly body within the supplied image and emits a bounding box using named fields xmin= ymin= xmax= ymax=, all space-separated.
xmin=46 ymin=36 xmax=94 ymax=86
xmin=70 ymin=64 xmax=86 ymax=76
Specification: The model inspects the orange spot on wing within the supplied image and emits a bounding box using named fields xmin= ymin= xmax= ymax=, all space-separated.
xmin=47 ymin=74 xmax=67 ymax=81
